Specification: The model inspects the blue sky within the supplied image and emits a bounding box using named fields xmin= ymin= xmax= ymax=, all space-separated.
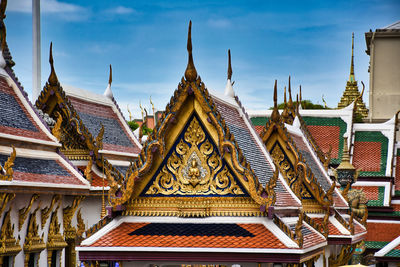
xmin=5 ymin=0 xmax=400 ymax=118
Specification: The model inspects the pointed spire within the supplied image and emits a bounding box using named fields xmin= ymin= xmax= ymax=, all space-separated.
xmin=299 ymin=85 xmax=303 ymax=109
xmin=184 ymin=21 xmax=197 ymax=82
xmin=104 ymin=64 xmax=113 ymax=99
xmin=0 ymin=0 xmax=7 ymax=51
xmin=349 ymin=32 xmax=355 ymax=82
xmin=224 ymin=49 xmax=234 ymax=98
xmin=48 ymin=42 xmax=58 ymax=86
xmin=270 ymin=80 xmax=280 ymax=123
xmin=281 ymin=86 xmax=289 ymax=121
xmin=227 ymin=49 xmax=232 ymax=80
xmin=287 ymin=76 xmax=293 ymax=110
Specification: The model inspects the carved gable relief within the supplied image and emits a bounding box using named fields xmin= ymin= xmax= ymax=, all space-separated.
xmin=143 ymin=114 xmax=247 ymax=197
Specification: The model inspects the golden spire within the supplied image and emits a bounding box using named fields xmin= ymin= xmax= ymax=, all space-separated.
xmin=48 ymin=42 xmax=58 ymax=86
xmin=108 ymin=64 xmax=112 ymax=85
xmin=281 ymin=86 xmax=289 ymax=122
xmin=184 ymin=21 xmax=197 ymax=82
xmin=299 ymin=85 xmax=303 ymax=109
xmin=270 ymin=80 xmax=280 ymax=123
xmin=0 ymin=0 xmax=7 ymax=50
xmin=287 ymin=76 xmax=294 ymax=110
xmin=349 ymin=32 xmax=355 ymax=82
xmin=227 ymin=49 xmax=232 ymax=80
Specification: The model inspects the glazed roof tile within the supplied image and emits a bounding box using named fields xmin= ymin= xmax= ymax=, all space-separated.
xmin=0 ymin=152 xmax=86 ymax=186
xmin=85 ymin=222 xmax=289 ymax=249
xmin=68 ymin=96 xmax=140 ymax=154
xmin=213 ymin=97 xmax=300 ymax=208
xmin=395 ymin=152 xmax=400 ymax=193
xmin=352 ymin=185 xmax=385 ymax=207
xmin=0 ymin=76 xmax=53 ymax=142
xmin=366 ymin=222 xmax=400 ymax=242
xmin=288 ymin=222 xmax=326 ymax=249
xmin=312 ymin=217 xmax=343 ymax=236
xmin=288 ymin=129 xmax=347 ymax=208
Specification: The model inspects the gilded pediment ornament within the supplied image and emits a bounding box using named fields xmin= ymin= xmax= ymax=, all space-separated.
xmin=41 ymin=194 xmax=60 ymax=229
xmin=0 ymin=146 xmax=16 ymax=181
xmin=0 ymin=208 xmax=21 ymax=257
xmin=19 ymin=194 xmax=39 ymax=231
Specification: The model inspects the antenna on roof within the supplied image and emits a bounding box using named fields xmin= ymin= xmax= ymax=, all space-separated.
xmin=184 ymin=21 xmax=197 ymax=82
xmin=48 ymin=42 xmax=58 ymax=86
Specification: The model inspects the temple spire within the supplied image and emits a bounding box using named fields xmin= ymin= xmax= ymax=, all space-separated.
xmin=349 ymin=32 xmax=355 ymax=82
xmin=287 ymin=76 xmax=294 ymax=111
xmin=270 ymin=80 xmax=280 ymax=123
xmin=184 ymin=21 xmax=197 ymax=82
xmin=48 ymin=42 xmax=58 ymax=86
xmin=224 ymin=49 xmax=234 ymax=97
xmin=104 ymin=64 xmax=113 ymax=99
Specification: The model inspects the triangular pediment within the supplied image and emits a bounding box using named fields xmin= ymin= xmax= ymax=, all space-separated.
xmin=140 ymin=113 xmax=248 ymax=197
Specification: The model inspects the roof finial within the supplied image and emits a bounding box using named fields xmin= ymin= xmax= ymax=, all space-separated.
xmin=350 ymin=32 xmax=355 ymax=82
xmin=281 ymin=86 xmax=289 ymax=122
xmin=287 ymin=76 xmax=293 ymax=110
xmin=104 ymin=64 xmax=113 ymax=99
xmin=299 ymin=85 xmax=303 ymax=109
xmin=224 ymin=49 xmax=235 ymax=97
xmin=108 ymin=64 xmax=112 ymax=85
xmin=270 ymin=80 xmax=280 ymax=123
xmin=0 ymin=0 xmax=7 ymax=51
xmin=284 ymin=86 xmax=287 ymax=105
xmin=227 ymin=49 xmax=232 ymax=80
xmin=48 ymin=42 xmax=58 ymax=86
xmin=184 ymin=21 xmax=197 ymax=82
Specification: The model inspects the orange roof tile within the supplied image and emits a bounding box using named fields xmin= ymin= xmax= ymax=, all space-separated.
xmin=366 ymin=222 xmax=400 ymax=242
xmin=86 ymin=222 xmax=290 ymax=249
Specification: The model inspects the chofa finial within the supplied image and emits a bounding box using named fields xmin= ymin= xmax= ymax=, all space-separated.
xmin=104 ymin=64 xmax=113 ymax=99
xmin=108 ymin=64 xmax=112 ymax=85
xmin=350 ymin=32 xmax=355 ymax=82
xmin=227 ymin=49 xmax=232 ymax=80
xmin=287 ymin=76 xmax=293 ymax=110
xmin=0 ymin=0 xmax=7 ymax=50
xmin=224 ymin=49 xmax=235 ymax=97
xmin=270 ymin=80 xmax=280 ymax=123
xmin=48 ymin=42 xmax=58 ymax=86
xmin=184 ymin=20 xmax=197 ymax=82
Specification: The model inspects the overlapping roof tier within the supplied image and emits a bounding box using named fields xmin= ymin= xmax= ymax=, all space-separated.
xmin=0 ymin=41 xmax=89 ymax=192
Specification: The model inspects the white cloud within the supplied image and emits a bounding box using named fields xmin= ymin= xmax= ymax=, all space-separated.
xmin=207 ymin=18 xmax=231 ymax=29
xmin=8 ymin=0 xmax=86 ymax=14
xmin=108 ymin=6 xmax=137 ymax=15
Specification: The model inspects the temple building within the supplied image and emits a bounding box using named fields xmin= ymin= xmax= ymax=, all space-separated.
xmin=76 ymin=22 xmax=366 ymax=267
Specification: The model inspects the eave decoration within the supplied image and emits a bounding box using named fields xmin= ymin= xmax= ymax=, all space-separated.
xmin=0 ymin=146 xmax=16 ymax=181
xmin=260 ymin=82 xmax=333 ymax=212
xmin=19 ymin=194 xmax=39 ymax=231
xmin=24 ymin=208 xmax=46 ymax=266
xmin=35 ymin=43 xmax=123 ymax=184
xmin=0 ymin=193 xmax=21 ymax=261
xmin=104 ymin=21 xmax=277 ymax=217
xmin=63 ymin=196 xmax=85 ymax=240
xmin=41 ymin=194 xmax=60 ymax=228
xmin=47 ymin=206 xmax=67 ymax=266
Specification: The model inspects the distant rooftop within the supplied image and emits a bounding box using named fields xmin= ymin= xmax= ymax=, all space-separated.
xmin=382 ymin=20 xmax=400 ymax=30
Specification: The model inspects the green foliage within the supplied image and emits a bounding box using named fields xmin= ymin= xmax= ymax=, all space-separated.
xmin=142 ymin=125 xmax=153 ymax=135
xmin=271 ymin=100 xmax=330 ymax=110
xmin=127 ymin=120 xmax=139 ymax=131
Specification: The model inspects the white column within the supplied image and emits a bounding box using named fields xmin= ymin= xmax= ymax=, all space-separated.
xmin=32 ymin=0 xmax=41 ymax=102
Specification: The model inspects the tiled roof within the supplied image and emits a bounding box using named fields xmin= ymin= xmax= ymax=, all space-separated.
xmin=352 ymin=186 xmax=385 ymax=207
xmin=352 ymin=131 xmax=388 ymax=176
xmin=68 ymin=96 xmax=140 ymax=154
xmin=288 ymin=222 xmax=326 ymax=249
xmin=312 ymin=217 xmax=343 ymax=236
xmin=250 ymin=117 xmax=269 ymax=134
xmin=385 ymin=246 xmax=400 ymax=257
xmin=214 ymin=99 xmax=273 ymax=185
xmin=289 ymin=131 xmax=347 ymax=207
xmin=301 ymin=117 xmax=347 ymax=165
xmin=0 ymin=154 xmax=85 ymax=186
xmin=366 ymin=222 xmax=400 ymax=242
xmin=77 ymin=166 xmax=109 ymax=187
xmin=395 ymin=152 xmax=400 ymax=193
xmin=213 ymin=98 xmax=299 ymax=207
xmin=0 ymin=77 xmax=52 ymax=142
xmin=369 ymin=204 xmax=400 ymax=218
xmin=366 ymin=241 xmax=389 ymax=249
xmin=86 ymin=222 xmax=289 ymax=249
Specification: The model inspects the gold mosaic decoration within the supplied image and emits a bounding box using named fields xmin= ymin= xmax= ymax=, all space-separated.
xmin=0 ymin=146 xmax=16 ymax=181
xmin=0 ymin=209 xmax=21 ymax=258
xmin=145 ymin=116 xmax=244 ymax=196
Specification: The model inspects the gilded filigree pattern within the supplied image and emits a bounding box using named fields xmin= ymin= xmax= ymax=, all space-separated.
xmin=145 ymin=116 xmax=245 ymax=196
